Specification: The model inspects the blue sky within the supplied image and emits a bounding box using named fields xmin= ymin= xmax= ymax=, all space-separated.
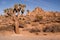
xmin=0 ymin=0 xmax=60 ymax=14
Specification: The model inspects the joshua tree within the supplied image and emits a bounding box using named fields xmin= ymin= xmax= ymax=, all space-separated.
xmin=8 ymin=8 xmax=14 ymax=16
xmin=27 ymin=10 xmax=30 ymax=13
xmin=7 ymin=7 xmax=20 ymax=34
xmin=26 ymin=10 xmax=30 ymax=16
xmin=4 ymin=8 xmax=9 ymax=16
xmin=14 ymin=4 xmax=21 ymax=18
xmin=4 ymin=8 xmax=14 ymax=17
xmin=13 ymin=4 xmax=26 ymax=34
xmin=13 ymin=4 xmax=26 ymax=17
xmin=14 ymin=4 xmax=19 ymax=12
xmin=19 ymin=4 xmax=26 ymax=15
xmin=3 ymin=4 xmax=26 ymax=34
xmin=13 ymin=4 xmax=20 ymax=34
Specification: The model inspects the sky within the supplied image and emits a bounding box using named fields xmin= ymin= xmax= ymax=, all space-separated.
xmin=0 ymin=0 xmax=60 ymax=15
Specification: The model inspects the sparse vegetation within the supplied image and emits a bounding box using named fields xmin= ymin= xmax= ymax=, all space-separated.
xmin=0 ymin=25 xmax=14 ymax=31
xmin=29 ymin=28 xmax=40 ymax=33
xmin=43 ymin=24 xmax=60 ymax=33
xmin=33 ymin=15 xmax=43 ymax=22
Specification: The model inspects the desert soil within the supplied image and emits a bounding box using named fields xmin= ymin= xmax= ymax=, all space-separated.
xmin=0 ymin=34 xmax=60 ymax=40
xmin=0 ymin=30 xmax=60 ymax=40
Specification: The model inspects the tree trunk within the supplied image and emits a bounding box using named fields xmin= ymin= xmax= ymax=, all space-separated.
xmin=15 ymin=19 xmax=20 ymax=34
xmin=13 ymin=12 xmax=20 ymax=34
xmin=17 ymin=12 xmax=20 ymax=18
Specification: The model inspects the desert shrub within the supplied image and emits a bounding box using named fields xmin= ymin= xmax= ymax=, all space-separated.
xmin=0 ymin=25 xmax=14 ymax=31
xmin=31 ymin=22 xmax=39 ymax=26
xmin=35 ymin=32 xmax=39 ymax=35
xmin=37 ymin=15 xmax=43 ymax=19
xmin=43 ymin=25 xmax=60 ymax=33
xmin=25 ymin=21 xmax=31 ymax=24
xmin=34 ymin=15 xmax=43 ymax=22
xmin=55 ymin=16 xmax=60 ymax=23
xmin=29 ymin=28 xmax=40 ymax=33
xmin=19 ymin=24 xmax=24 ymax=28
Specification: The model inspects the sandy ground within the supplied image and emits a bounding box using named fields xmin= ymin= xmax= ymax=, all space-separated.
xmin=0 ymin=34 xmax=60 ymax=40
xmin=0 ymin=30 xmax=60 ymax=40
xmin=0 ymin=28 xmax=60 ymax=40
